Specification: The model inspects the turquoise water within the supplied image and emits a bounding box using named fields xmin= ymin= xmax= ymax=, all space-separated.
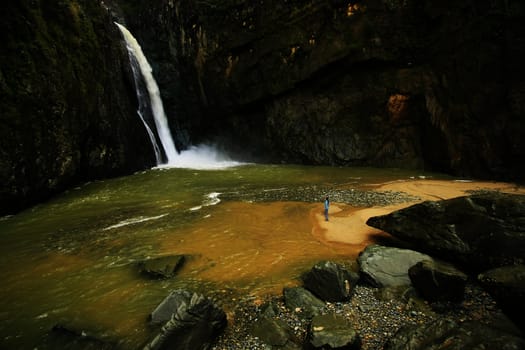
xmin=0 ymin=164 xmax=446 ymax=349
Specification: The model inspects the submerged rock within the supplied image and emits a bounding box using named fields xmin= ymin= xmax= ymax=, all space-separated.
xmin=137 ymin=255 xmax=186 ymax=279
xmin=366 ymin=193 xmax=525 ymax=272
xmin=302 ymin=261 xmax=359 ymax=302
xmin=409 ymin=260 xmax=468 ymax=302
xmin=357 ymin=245 xmax=433 ymax=287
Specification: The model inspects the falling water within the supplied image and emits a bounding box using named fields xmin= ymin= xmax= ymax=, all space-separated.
xmin=115 ymin=22 xmax=178 ymax=164
xmin=116 ymin=23 xmax=242 ymax=169
xmin=138 ymin=110 xmax=163 ymax=164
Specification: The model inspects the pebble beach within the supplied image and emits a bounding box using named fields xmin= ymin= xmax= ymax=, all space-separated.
xmin=212 ymin=179 xmax=524 ymax=349
xmin=212 ymin=281 xmax=504 ymax=349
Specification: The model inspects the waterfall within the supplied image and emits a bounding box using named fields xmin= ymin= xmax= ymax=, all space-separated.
xmin=116 ymin=23 xmax=242 ymax=169
xmin=115 ymin=22 xmax=178 ymax=165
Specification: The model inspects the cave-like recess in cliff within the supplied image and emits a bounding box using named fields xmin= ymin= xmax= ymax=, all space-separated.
xmin=115 ymin=0 xmax=524 ymax=181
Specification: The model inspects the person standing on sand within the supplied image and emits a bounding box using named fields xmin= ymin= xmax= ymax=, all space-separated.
xmin=324 ymin=196 xmax=330 ymax=221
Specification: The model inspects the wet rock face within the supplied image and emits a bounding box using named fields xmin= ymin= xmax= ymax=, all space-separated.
xmin=0 ymin=0 xmax=154 ymax=215
xmin=119 ymin=0 xmax=524 ymax=179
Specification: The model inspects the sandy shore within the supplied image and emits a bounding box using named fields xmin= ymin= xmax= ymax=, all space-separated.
xmin=312 ymin=179 xmax=525 ymax=246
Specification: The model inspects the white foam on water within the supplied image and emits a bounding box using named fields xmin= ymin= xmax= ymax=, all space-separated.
xmin=188 ymin=192 xmax=222 ymax=212
xmin=205 ymin=192 xmax=221 ymax=206
xmin=157 ymin=144 xmax=244 ymax=170
xmin=103 ymin=214 xmax=168 ymax=231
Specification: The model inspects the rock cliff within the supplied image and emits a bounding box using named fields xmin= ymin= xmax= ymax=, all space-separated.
xmin=118 ymin=0 xmax=524 ymax=178
xmin=0 ymin=0 xmax=153 ymax=215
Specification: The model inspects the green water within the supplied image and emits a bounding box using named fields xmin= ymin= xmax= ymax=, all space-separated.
xmin=0 ymin=164 xmax=446 ymax=349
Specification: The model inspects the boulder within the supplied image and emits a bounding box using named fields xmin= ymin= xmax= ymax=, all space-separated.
xmin=283 ymin=287 xmax=325 ymax=319
xmin=305 ymin=313 xmax=361 ymax=350
xmin=383 ymin=317 xmax=525 ymax=350
xmin=478 ymin=264 xmax=525 ymax=331
xmin=408 ymin=260 xmax=468 ymax=302
xmin=149 ymin=289 xmax=192 ymax=325
xmin=251 ymin=316 xmax=301 ymax=349
xmin=357 ymin=245 xmax=433 ymax=287
xmin=302 ymin=261 xmax=359 ymax=302
xmin=366 ymin=193 xmax=525 ymax=272
xmin=144 ymin=291 xmax=227 ymax=350
xmin=137 ymin=255 xmax=186 ymax=279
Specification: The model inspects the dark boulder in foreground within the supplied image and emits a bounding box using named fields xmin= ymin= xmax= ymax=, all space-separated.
xmin=144 ymin=290 xmax=227 ymax=350
xmin=478 ymin=264 xmax=525 ymax=331
xmin=250 ymin=300 xmax=302 ymax=349
xmin=366 ymin=193 xmax=525 ymax=272
xmin=149 ymin=289 xmax=193 ymax=325
xmin=251 ymin=316 xmax=302 ymax=349
xmin=283 ymin=287 xmax=325 ymax=319
xmin=137 ymin=255 xmax=186 ymax=279
xmin=305 ymin=313 xmax=361 ymax=350
xmin=383 ymin=317 xmax=525 ymax=350
xmin=409 ymin=260 xmax=468 ymax=302
xmin=302 ymin=261 xmax=359 ymax=302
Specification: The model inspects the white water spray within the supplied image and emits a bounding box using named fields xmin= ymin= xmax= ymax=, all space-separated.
xmin=116 ymin=23 xmax=242 ymax=169
xmin=158 ymin=144 xmax=242 ymax=170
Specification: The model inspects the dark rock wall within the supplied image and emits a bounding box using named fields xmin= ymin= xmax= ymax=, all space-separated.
xmin=0 ymin=0 xmax=154 ymax=215
xmin=117 ymin=0 xmax=524 ymax=178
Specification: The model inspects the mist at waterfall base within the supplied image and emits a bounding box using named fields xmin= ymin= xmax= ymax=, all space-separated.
xmin=157 ymin=144 xmax=243 ymax=170
xmin=116 ymin=22 xmax=242 ymax=170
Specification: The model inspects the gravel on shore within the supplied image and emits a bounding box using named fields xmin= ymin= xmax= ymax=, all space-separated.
xmin=211 ymin=281 xmax=506 ymax=350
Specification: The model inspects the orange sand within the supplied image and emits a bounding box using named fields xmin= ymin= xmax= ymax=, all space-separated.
xmin=312 ymin=179 xmax=525 ymax=246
